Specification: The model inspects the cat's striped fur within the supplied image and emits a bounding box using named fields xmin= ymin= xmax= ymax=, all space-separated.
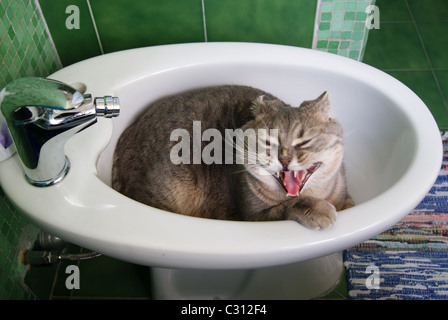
xmin=112 ymin=86 xmax=353 ymax=229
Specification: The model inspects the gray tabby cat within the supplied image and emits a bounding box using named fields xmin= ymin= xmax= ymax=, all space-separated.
xmin=112 ymin=85 xmax=354 ymax=230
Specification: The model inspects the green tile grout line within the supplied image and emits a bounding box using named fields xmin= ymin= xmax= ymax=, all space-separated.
xmin=313 ymin=0 xmax=377 ymax=61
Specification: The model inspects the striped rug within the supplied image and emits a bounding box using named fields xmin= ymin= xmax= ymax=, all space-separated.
xmin=343 ymin=133 xmax=448 ymax=300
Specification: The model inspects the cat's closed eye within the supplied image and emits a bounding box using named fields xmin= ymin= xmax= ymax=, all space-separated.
xmin=293 ymin=139 xmax=312 ymax=149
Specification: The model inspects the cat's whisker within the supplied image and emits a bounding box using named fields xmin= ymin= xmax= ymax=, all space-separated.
xmin=342 ymin=129 xmax=357 ymax=138
xmin=227 ymin=135 xmax=268 ymax=165
xmin=114 ymin=85 xmax=350 ymax=228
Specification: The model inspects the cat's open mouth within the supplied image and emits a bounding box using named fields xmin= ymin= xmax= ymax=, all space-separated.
xmin=274 ymin=162 xmax=322 ymax=197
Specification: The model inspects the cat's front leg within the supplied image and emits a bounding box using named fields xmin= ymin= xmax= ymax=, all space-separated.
xmin=286 ymin=196 xmax=337 ymax=230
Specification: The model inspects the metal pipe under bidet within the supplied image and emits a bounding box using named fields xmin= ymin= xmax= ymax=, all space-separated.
xmin=0 ymin=77 xmax=120 ymax=187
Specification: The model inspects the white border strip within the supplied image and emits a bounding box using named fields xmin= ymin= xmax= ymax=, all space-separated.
xmin=311 ymin=0 xmax=322 ymax=50
xmin=201 ymin=0 xmax=208 ymax=42
xmin=86 ymin=0 xmax=104 ymax=55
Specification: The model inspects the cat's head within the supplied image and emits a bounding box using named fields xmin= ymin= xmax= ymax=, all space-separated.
xmin=242 ymin=92 xmax=344 ymax=196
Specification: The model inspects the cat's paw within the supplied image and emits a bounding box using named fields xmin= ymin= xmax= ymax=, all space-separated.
xmin=286 ymin=199 xmax=337 ymax=230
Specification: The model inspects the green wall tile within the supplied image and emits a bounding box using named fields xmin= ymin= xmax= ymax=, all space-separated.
xmin=408 ymin=0 xmax=448 ymax=22
xmin=346 ymin=2 xmax=357 ymax=11
xmin=435 ymin=71 xmax=448 ymax=102
xmin=344 ymin=12 xmax=355 ymax=20
xmin=90 ymin=0 xmax=204 ymax=53
xmin=0 ymin=0 xmax=62 ymax=299
xmin=329 ymin=41 xmax=339 ymax=49
xmin=0 ymin=188 xmax=31 ymax=299
xmin=317 ymin=40 xmax=328 ymax=48
xmin=315 ymin=0 xmax=377 ymax=61
xmin=348 ymin=50 xmax=359 ymax=59
xmin=0 ymin=0 xmax=62 ymax=88
xmin=205 ymin=0 xmax=316 ymax=47
xmin=330 ymin=31 xmax=341 ymax=38
xmin=321 ymin=12 xmax=332 ymax=21
xmin=318 ymin=30 xmax=329 ymax=40
xmin=355 ymin=12 xmax=367 ymax=21
xmin=417 ymin=22 xmax=448 ymax=69
xmin=340 ymin=41 xmax=350 ymax=49
xmin=342 ymin=20 xmax=353 ymax=30
xmin=434 ymin=70 xmax=448 ymax=129
xmin=350 ymin=41 xmax=362 ymax=50
xmin=352 ymin=32 xmax=363 ymax=41
xmin=334 ymin=3 xmax=345 ymax=11
xmin=24 ymin=262 xmax=59 ymax=299
xmin=332 ymin=11 xmax=344 ymax=21
xmin=354 ymin=22 xmax=365 ymax=31
xmin=388 ymin=71 xmax=448 ymax=129
xmin=320 ymin=22 xmax=331 ymax=31
xmin=71 ymin=255 xmax=151 ymax=299
xmin=363 ymin=23 xmax=429 ymax=69
xmin=40 ymin=0 xmax=318 ymax=65
xmin=341 ymin=31 xmax=352 ymax=39
xmin=321 ymin=2 xmax=334 ymax=12
xmin=338 ymin=49 xmax=348 ymax=57
xmin=38 ymin=0 xmax=101 ymax=67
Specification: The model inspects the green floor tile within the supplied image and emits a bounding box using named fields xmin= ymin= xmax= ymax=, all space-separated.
xmin=68 ymin=255 xmax=152 ymax=299
xmin=363 ymin=23 xmax=429 ymax=70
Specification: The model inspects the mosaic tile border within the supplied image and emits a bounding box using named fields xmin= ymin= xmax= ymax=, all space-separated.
xmin=313 ymin=0 xmax=377 ymax=61
xmin=0 ymin=0 xmax=62 ymax=299
xmin=0 ymin=0 xmax=62 ymax=89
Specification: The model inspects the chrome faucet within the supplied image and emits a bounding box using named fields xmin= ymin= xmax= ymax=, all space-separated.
xmin=0 ymin=77 xmax=119 ymax=187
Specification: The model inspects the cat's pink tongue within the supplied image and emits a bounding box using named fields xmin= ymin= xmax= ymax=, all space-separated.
xmin=280 ymin=170 xmax=306 ymax=196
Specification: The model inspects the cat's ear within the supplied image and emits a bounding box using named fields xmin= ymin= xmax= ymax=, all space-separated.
xmin=251 ymin=95 xmax=282 ymax=117
xmin=299 ymin=91 xmax=331 ymax=121
xmin=301 ymin=91 xmax=330 ymax=112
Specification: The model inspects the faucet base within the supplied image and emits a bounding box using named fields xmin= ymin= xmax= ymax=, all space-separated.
xmin=25 ymin=157 xmax=71 ymax=187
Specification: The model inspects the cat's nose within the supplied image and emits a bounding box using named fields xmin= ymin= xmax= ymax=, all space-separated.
xmin=280 ymin=157 xmax=291 ymax=170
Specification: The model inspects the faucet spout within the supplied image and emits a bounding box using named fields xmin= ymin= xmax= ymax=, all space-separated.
xmin=0 ymin=77 xmax=120 ymax=187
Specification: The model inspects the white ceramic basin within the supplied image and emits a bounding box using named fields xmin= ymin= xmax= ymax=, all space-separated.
xmin=0 ymin=43 xmax=442 ymax=270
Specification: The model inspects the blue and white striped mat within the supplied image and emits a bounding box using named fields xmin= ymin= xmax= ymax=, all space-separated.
xmin=344 ymin=133 xmax=448 ymax=300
